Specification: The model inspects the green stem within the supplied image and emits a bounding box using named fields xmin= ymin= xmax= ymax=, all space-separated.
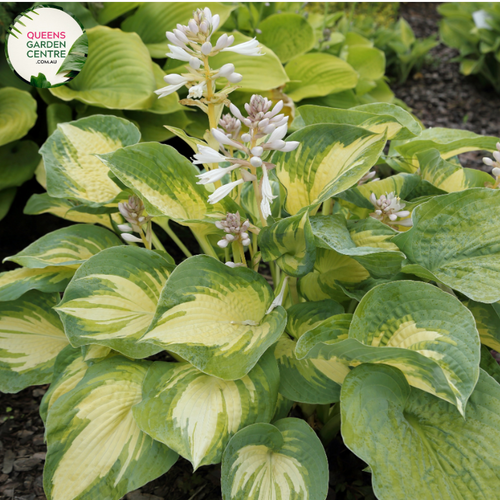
xmin=322 ymin=198 xmax=334 ymax=215
xmin=154 ymin=219 xmax=192 ymax=258
xmin=347 ymin=299 xmax=358 ymax=314
xmin=193 ymin=230 xmax=219 ymax=260
xmin=288 ymin=277 xmax=300 ymax=304
xmin=232 ymin=241 xmax=241 ymax=264
xmin=151 ymin=229 xmax=166 ymax=252
xmin=319 ymin=404 xmax=341 ymax=445
xmin=238 ymin=242 xmax=247 ymax=267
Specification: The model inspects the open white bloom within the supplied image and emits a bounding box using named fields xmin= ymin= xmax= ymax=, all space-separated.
xmin=222 ymin=38 xmax=263 ymax=56
xmin=260 ymin=167 xmax=277 ymax=219
xmin=188 ymin=82 xmax=206 ymax=98
xmin=208 ymin=179 xmax=245 ymax=204
xmin=193 ymin=145 xmax=227 ymax=164
xmin=369 ymin=192 xmax=412 ymax=227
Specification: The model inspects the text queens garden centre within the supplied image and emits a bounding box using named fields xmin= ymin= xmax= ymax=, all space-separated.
xmin=26 ymin=31 xmax=67 ymax=61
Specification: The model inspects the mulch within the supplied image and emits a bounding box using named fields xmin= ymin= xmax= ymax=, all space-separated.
xmin=2 ymin=3 xmax=500 ymax=499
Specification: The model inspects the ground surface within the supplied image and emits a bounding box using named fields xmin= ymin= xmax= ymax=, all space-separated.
xmin=2 ymin=3 xmax=500 ymax=499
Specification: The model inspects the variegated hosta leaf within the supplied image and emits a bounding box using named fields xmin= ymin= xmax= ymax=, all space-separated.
xmin=44 ymin=356 xmax=178 ymax=500
xmin=464 ymin=300 xmax=500 ymax=352
xmin=56 ymin=246 xmax=171 ymax=359
xmin=24 ymin=193 xmax=117 ymax=229
xmin=141 ymin=255 xmax=287 ymax=380
xmin=221 ymin=418 xmax=329 ymax=500
xmin=50 ymin=26 xmax=157 ymax=110
xmin=0 ymin=266 xmax=74 ymax=301
xmin=5 ymin=224 xmax=122 ymax=269
xmin=341 ymin=364 xmax=500 ymax=500
xmin=272 ymin=393 xmax=293 ymax=423
xmin=133 ymin=350 xmax=279 ymax=470
xmin=274 ymin=124 xmax=386 ymax=215
xmin=259 ymin=211 xmax=316 ymax=278
xmin=0 ymin=291 xmax=69 ymax=393
xmin=286 ymin=299 xmax=344 ymax=340
xmin=347 ymin=217 xmax=400 ymax=251
xmin=40 ymin=115 xmax=140 ymax=204
xmin=301 ymin=281 xmax=480 ymax=414
xmin=40 ymin=346 xmax=88 ymax=423
xmin=82 ymin=344 xmax=113 ymax=362
xmin=390 ymin=127 xmax=500 ymax=172
xmin=0 ymin=87 xmax=37 ymax=147
xmin=393 ymin=188 xmax=500 ymax=303
xmin=418 ymin=148 xmax=493 ymax=192
xmin=276 ymin=314 xmax=352 ymax=404
xmin=298 ymin=247 xmax=370 ymax=304
xmin=295 ymin=103 xmax=420 ymax=140
xmin=99 ymin=142 xmax=232 ymax=224
xmin=310 ymin=215 xmax=405 ymax=278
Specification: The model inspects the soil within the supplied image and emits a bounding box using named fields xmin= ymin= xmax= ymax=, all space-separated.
xmin=2 ymin=3 xmax=500 ymax=499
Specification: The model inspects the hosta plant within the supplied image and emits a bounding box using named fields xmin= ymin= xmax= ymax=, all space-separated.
xmin=2 ymin=5 xmax=500 ymax=500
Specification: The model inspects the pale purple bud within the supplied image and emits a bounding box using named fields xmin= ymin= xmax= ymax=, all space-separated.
xmin=269 ymin=100 xmax=284 ymax=117
xmin=263 ymin=124 xmax=276 ymax=134
xmin=226 ymin=234 xmax=235 ymax=242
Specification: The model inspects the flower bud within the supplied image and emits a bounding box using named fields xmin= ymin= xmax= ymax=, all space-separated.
xmin=251 ymin=146 xmax=263 ymax=156
xmin=201 ymin=42 xmax=212 ymax=55
xmin=241 ymin=133 xmax=251 ymax=143
xmin=189 ymin=57 xmax=201 ymax=69
xmin=122 ymin=233 xmax=143 ymax=243
xmin=227 ymin=73 xmax=242 ymax=83
xmin=250 ymin=156 xmax=263 ymax=167
xmin=217 ymin=239 xmax=229 ymax=248
xmin=483 ymin=157 xmax=494 ymax=166
xmin=493 ymin=167 xmax=500 ymax=178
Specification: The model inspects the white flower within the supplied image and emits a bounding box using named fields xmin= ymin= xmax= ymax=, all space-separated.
xmin=166 ymin=45 xmax=192 ymax=62
xmin=121 ymin=233 xmax=143 ymax=243
xmin=188 ymin=82 xmax=206 ymax=98
xmin=196 ymin=164 xmax=240 ymax=185
xmin=208 ymin=179 xmax=245 ymax=204
xmin=212 ymin=128 xmax=245 ymax=150
xmin=369 ymin=192 xmax=411 ymax=227
xmin=117 ymin=223 xmax=133 ymax=233
xmin=278 ymin=141 xmax=300 ymax=152
xmin=260 ymin=168 xmax=277 ymax=220
xmin=192 ymin=145 xmax=227 ymax=165
xmin=222 ymin=37 xmax=263 ymax=56
xmin=155 ymin=78 xmax=186 ymax=98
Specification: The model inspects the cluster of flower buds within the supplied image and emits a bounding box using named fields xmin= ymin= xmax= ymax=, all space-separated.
xmin=369 ymin=192 xmax=412 ymax=227
xmin=155 ymin=7 xmax=262 ymax=100
xmin=483 ymin=142 xmax=500 ymax=188
xmin=215 ymin=212 xmax=251 ymax=248
xmin=117 ymin=196 xmax=153 ymax=245
xmin=219 ymin=113 xmax=241 ymax=140
xmin=357 ymin=169 xmax=379 ymax=186
xmin=193 ymin=95 xmax=300 ymax=220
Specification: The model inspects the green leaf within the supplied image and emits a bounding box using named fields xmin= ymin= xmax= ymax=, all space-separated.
xmin=40 ymin=115 xmax=140 ymax=204
xmin=341 ymin=364 xmax=500 ymax=500
xmin=0 ymin=267 xmax=74 ymax=302
xmin=464 ymin=299 xmax=500 ymax=352
xmin=39 ymin=345 xmax=88 ymax=423
xmin=122 ymin=2 xmax=234 ymax=58
xmin=44 ymin=356 xmax=178 ymax=500
xmin=133 ymin=350 xmax=279 ymax=470
xmin=419 ymin=148 xmax=493 ymax=192
xmin=96 ymin=2 xmax=141 ymax=25
xmin=0 ymin=188 xmax=16 ymax=222
xmin=209 ymin=32 xmax=289 ymax=92
xmin=391 ymin=127 xmax=500 ymax=172
xmin=221 ymin=418 xmax=329 ymax=500
xmin=299 ymin=280 xmax=480 ymax=414
xmin=57 ymin=33 xmax=89 ymax=75
xmin=0 ymin=291 xmax=69 ymax=393
xmin=4 ymin=224 xmax=122 ymax=269
xmin=298 ymin=247 xmax=369 ymax=304
xmin=24 ymin=193 xmax=117 ymax=229
xmin=0 ymin=87 xmax=37 ymax=146
xmin=257 ymin=13 xmax=315 ymax=63
xmin=310 ymin=215 xmax=405 ymax=278
xmin=274 ymin=124 xmax=386 ymax=215
xmin=50 ymin=26 xmax=157 ymax=110
xmin=480 ymin=345 xmax=500 ymax=384
xmin=347 ymin=217 xmax=400 ymax=251
xmin=259 ymin=211 xmax=316 ymax=278
xmin=295 ymin=104 xmax=420 ymax=140
xmin=276 ymin=315 xmax=352 ymax=404
xmin=56 ymin=246 xmax=171 ymax=359
xmin=285 ymin=53 xmax=358 ymax=101
xmin=286 ymin=299 xmax=344 ymax=340
xmin=99 ymin=142 xmax=230 ymax=224
xmin=0 ymin=140 xmax=40 ymax=191
xmin=393 ymin=189 xmax=500 ymax=303
xmin=141 ymin=255 xmax=287 ymax=380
